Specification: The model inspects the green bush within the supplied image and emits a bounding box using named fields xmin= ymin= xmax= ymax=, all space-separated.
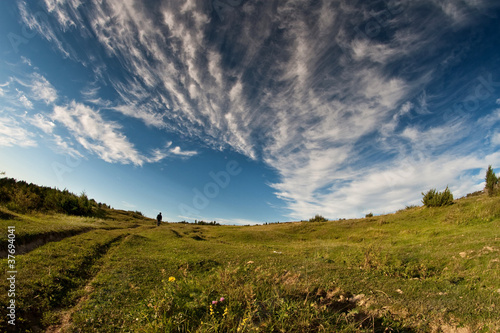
xmin=309 ymin=214 xmax=327 ymax=222
xmin=422 ymin=187 xmax=454 ymax=207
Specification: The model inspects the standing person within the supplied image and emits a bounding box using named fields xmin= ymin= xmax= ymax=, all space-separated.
xmin=156 ymin=212 xmax=162 ymax=226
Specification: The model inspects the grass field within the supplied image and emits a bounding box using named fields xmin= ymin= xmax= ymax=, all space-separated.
xmin=1 ymin=193 xmax=500 ymax=332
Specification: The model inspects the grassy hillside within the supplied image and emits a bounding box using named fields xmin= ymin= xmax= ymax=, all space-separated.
xmin=1 ymin=193 xmax=499 ymax=332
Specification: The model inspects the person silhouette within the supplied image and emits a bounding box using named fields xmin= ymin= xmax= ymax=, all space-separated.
xmin=156 ymin=212 xmax=162 ymax=226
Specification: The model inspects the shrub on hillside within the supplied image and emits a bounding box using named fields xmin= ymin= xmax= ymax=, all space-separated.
xmin=309 ymin=214 xmax=327 ymax=222
xmin=365 ymin=212 xmax=373 ymax=218
xmin=421 ymin=187 xmax=454 ymax=207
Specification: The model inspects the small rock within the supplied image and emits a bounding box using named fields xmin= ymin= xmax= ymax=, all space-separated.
xmin=396 ymin=289 xmax=403 ymax=294
xmin=350 ymin=294 xmax=365 ymax=303
xmin=459 ymin=252 xmax=467 ymax=258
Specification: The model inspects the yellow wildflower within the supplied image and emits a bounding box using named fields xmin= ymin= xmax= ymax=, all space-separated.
xmin=168 ymin=276 xmax=176 ymax=282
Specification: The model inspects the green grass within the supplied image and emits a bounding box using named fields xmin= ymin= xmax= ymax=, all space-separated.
xmin=1 ymin=194 xmax=500 ymax=332
xmin=0 ymin=206 xmax=154 ymax=253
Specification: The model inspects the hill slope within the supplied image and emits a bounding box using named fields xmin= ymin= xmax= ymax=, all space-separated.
xmin=1 ymin=193 xmax=499 ymax=332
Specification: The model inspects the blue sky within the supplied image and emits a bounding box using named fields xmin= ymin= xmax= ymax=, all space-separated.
xmin=1 ymin=0 xmax=500 ymax=224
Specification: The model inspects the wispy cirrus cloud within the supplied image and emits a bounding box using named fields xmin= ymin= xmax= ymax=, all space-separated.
xmin=51 ymin=101 xmax=145 ymax=166
xmin=51 ymin=101 xmax=199 ymax=165
xmin=169 ymin=145 xmax=198 ymax=157
xmin=0 ymin=115 xmax=37 ymax=147
xmin=29 ymin=113 xmax=56 ymax=133
xmin=146 ymin=142 xmax=198 ymax=163
xmin=17 ymin=90 xmax=33 ymax=109
xmin=31 ymin=73 xmax=57 ymax=104
xmin=51 ymin=134 xmax=83 ymax=158
xmin=18 ymin=0 xmax=500 ymax=219
xmin=0 ymin=60 xmax=197 ymax=167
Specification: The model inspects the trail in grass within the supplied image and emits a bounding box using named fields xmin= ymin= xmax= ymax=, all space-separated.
xmin=0 ymin=228 xmax=138 ymax=332
xmin=44 ymin=232 xmax=138 ymax=333
xmin=0 ymin=227 xmax=94 ymax=257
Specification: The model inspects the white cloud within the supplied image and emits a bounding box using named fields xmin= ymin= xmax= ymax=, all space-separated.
xmin=52 ymin=101 xmax=144 ymax=166
xmin=81 ymin=85 xmax=100 ymax=99
xmin=26 ymin=0 xmax=500 ymax=219
xmin=145 ymin=142 xmax=198 ymax=162
xmin=0 ymin=116 xmax=37 ymax=147
xmin=18 ymin=93 xmax=33 ymax=109
xmin=51 ymin=102 xmax=195 ymax=165
xmin=439 ymin=2 xmax=468 ymax=25
xmin=52 ymin=134 xmax=83 ymax=158
xmin=18 ymin=1 xmax=71 ymax=58
xmin=492 ymin=133 xmax=500 ymax=146
xmin=170 ymin=146 xmax=198 ymax=157
xmin=31 ymin=73 xmax=57 ymax=104
xmin=401 ymin=121 xmax=467 ymax=150
xmin=29 ymin=113 xmax=56 ymax=133
xmin=215 ymin=218 xmax=263 ymax=226
xmin=112 ymin=104 xmax=167 ymax=129
xmin=21 ymin=56 xmax=32 ymax=66
xmin=279 ymin=152 xmax=499 ymax=219
xmin=43 ymin=0 xmax=78 ymax=29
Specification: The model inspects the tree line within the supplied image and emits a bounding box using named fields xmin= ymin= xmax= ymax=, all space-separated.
xmin=0 ymin=177 xmax=108 ymax=217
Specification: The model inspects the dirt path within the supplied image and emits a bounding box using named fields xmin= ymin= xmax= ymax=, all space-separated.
xmin=44 ymin=233 xmax=133 ymax=333
xmin=45 ymin=279 xmax=96 ymax=333
xmin=0 ymin=228 xmax=94 ymax=257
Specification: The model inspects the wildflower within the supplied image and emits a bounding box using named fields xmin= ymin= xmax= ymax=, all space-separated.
xmin=168 ymin=276 xmax=176 ymax=282
xmin=212 ymin=300 xmax=218 ymax=305
xmin=209 ymin=304 xmax=215 ymax=316
xmin=219 ymin=297 xmax=225 ymax=302
xmin=223 ymin=306 xmax=228 ymax=318
xmin=237 ymin=316 xmax=250 ymax=332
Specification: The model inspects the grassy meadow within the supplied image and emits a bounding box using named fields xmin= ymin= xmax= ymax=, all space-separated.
xmin=1 ymin=193 xmax=500 ymax=332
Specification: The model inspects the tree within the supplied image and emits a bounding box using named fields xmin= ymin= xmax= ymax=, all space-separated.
xmin=485 ymin=165 xmax=498 ymax=196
